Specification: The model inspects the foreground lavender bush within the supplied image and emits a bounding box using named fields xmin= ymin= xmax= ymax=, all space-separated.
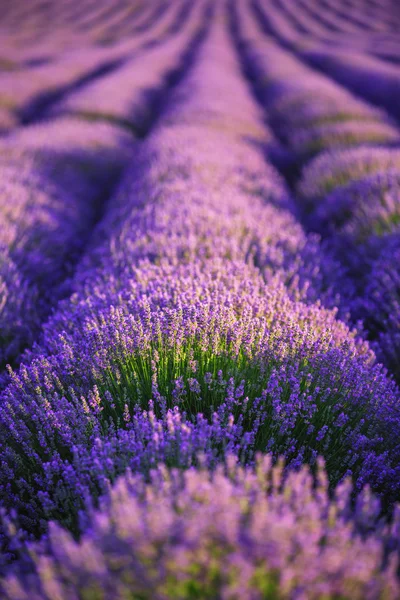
xmin=2 ymin=455 xmax=399 ymax=600
xmin=2 ymin=261 xmax=399 ymax=535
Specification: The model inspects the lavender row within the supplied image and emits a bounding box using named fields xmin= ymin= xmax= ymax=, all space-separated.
xmin=233 ymin=1 xmax=399 ymax=161
xmin=255 ymin=0 xmax=400 ymax=61
xmin=279 ymin=0 xmax=400 ymax=58
xmin=299 ymin=47 xmax=400 ymax=122
xmin=233 ymin=0 xmax=400 ymax=384
xmin=278 ymin=0 xmax=397 ymax=37
xmin=250 ymin=1 xmax=400 ymax=381
xmin=251 ymin=4 xmax=400 ymax=383
xmin=0 ymin=0 xmax=153 ymax=59
xmin=300 ymin=151 xmax=400 ymax=382
xmin=295 ymin=0 xmax=400 ymax=42
xmin=0 ymin=117 xmax=135 ymax=373
xmin=0 ymin=0 xmax=212 ymax=372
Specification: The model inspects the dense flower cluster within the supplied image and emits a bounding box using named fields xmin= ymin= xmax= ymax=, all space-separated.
xmin=1 ymin=0 xmax=400 ymax=597
xmin=2 ymin=456 xmax=400 ymax=600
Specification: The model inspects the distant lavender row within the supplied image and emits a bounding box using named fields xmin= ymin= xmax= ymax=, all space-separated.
xmin=233 ymin=0 xmax=400 ymax=384
xmin=0 ymin=118 xmax=134 ymax=373
xmin=0 ymin=0 xmax=150 ymax=63
xmin=48 ymin=0 xmax=208 ymax=132
xmin=300 ymin=151 xmax=400 ymax=383
xmin=254 ymin=0 xmax=400 ymax=64
xmin=254 ymin=0 xmax=400 ymax=119
xmin=298 ymin=0 xmax=400 ymax=48
xmin=300 ymin=48 xmax=400 ymax=121
xmin=272 ymin=0 xmax=400 ymax=43
xmin=232 ymin=2 xmax=399 ymax=162
xmin=0 ymin=0 xmax=190 ymax=130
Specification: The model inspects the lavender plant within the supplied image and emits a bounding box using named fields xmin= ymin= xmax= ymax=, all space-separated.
xmin=2 ymin=455 xmax=400 ymax=600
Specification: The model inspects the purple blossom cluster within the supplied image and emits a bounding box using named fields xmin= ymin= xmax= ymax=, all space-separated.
xmin=1 ymin=0 xmax=400 ymax=597
xmin=2 ymin=455 xmax=400 ymax=599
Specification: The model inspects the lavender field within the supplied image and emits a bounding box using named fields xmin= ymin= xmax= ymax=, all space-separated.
xmin=1 ymin=0 xmax=400 ymax=597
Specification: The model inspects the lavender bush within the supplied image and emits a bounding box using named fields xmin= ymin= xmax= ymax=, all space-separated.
xmin=2 ymin=455 xmax=400 ymax=600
